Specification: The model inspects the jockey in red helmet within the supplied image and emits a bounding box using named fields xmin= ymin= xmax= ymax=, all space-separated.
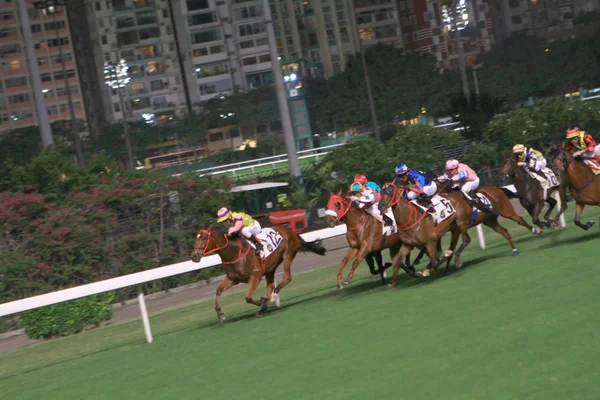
xmin=565 ymin=126 xmax=600 ymax=163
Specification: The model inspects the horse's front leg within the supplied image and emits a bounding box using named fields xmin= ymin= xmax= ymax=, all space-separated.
xmin=337 ymin=247 xmax=358 ymax=289
xmin=215 ymin=276 xmax=236 ymax=322
xmin=388 ymin=243 xmax=414 ymax=287
xmin=244 ymin=274 xmax=268 ymax=317
xmin=574 ymin=202 xmax=595 ymax=230
xmin=543 ymin=193 xmax=557 ymax=227
xmin=343 ymin=246 xmax=370 ymax=285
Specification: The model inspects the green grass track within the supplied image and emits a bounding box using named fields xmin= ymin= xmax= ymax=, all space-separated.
xmin=2 ymin=206 xmax=600 ymax=399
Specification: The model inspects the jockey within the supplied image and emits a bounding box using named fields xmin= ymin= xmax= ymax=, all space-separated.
xmin=349 ymin=182 xmax=387 ymax=223
xmin=353 ymin=174 xmax=393 ymax=226
xmin=353 ymin=174 xmax=382 ymax=202
xmin=393 ymin=163 xmax=436 ymax=211
xmin=217 ymin=207 xmax=263 ymax=255
xmin=512 ymin=144 xmax=547 ymax=179
xmin=438 ymin=159 xmax=482 ymax=206
xmin=565 ymin=126 xmax=600 ymax=163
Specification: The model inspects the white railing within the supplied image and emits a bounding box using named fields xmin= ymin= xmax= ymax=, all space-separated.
xmin=190 ymin=143 xmax=346 ymax=175
xmin=0 ymin=225 xmax=347 ymax=344
xmin=0 ymin=185 xmax=565 ymax=344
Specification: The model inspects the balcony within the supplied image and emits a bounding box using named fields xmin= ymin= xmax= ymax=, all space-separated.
xmin=152 ymin=101 xmax=174 ymax=110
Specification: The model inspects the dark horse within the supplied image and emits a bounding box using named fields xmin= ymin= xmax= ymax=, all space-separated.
xmin=549 ymin=147 xmax=600 ymax=230
xmin=191 ymin=225 xmax=326 ymax=321
xmin=498 ymin=155 xmax=567 ymax=230
xmin=326 ymin=191 xmax=399 ymax=289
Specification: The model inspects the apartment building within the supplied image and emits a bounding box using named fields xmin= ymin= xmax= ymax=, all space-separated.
xmin=0 ymin=0 xmax=86 ymax=134
xmin=489 ymin=0 xmax=600 ymax=44
xmin=397 ymin=0 xmax=494 ymax=71
xmin=69 ymin=0 xmax=190 ymax=136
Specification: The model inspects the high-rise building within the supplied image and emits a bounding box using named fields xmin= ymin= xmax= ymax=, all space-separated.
xmin=69 ymin=0 xmax=191 ymax=137
xmin=171 ymin=0 xmax=363 ymax=105
xmin=488 ymin=0 xmax=600 ymax=44
xmin=398 ymin=0 xmax=495 ymax=71
xmin=0 ymin=1 xmax=86 ymax=134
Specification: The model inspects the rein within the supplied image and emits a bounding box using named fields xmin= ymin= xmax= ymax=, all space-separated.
xmin=384 ymin=184 xmax=428 ymax=231
xmin=200 ymin=229 xmax=251 ymax=264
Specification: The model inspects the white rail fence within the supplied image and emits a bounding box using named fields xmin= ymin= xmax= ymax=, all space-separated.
xmin=0 ymin=186 xmax=565 ymax=343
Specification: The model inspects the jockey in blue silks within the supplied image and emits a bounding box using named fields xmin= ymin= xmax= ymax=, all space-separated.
xmin=392 ymin=163 xmax=437 ymax=210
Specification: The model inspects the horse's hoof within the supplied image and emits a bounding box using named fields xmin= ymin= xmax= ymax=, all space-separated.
xmin=270 ymin=293 xmax=279 ymax=303
xmin=255 ymin=312 xmax=265 ymax=318
xmin=512 ymin=249 xmax=520 ymax=256
xmin=586 ymin=221 xmax=595 ymax=230
xmin=343 ymin=280 xmax=351 ymax=285
xmin=455 ymin=259 xmax=463 ymax=268
xmin=384 ymin=262 xmax=392 ymax=268
xmin=386 ymin=282 xmax=395 ymax=288
xmin=337 ymin=284 xmax=344 ymax=290
xmin=531 ymin=228 xmax=539 ymax=235
xmin=368 ymin=269 xmax=378 ymax=276
xmin=217 ymin=313 xmax=226 ymax=323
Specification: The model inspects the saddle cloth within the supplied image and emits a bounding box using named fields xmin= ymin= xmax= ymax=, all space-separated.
xmin=583 ymin=159 xmax=600 ymax=175
xmin=526 ymin=168 xmax=559 ymax=189
xmin=410 ymin=194 xmax=456 ymax=224
xmin=247 ymin=228 xmax=283 ymax=259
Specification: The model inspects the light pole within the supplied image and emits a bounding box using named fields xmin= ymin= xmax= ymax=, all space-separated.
xmin=16 ymin=0 xmax=54 ymax=148
xmin=261 ymin=0 xmax=301 ymax=178
xmin=104 ymin=59 xmax=135 ymax=170
xmin=443 ymin=0 xmax=471 ymax=102
xmin=34 ymin=0 xmax=84 ymax=165
xmin=347 ymin=1 xmax=380 ymax=142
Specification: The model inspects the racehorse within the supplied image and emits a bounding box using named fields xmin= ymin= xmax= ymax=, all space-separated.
xmin=380 ymin=182 xmax=537 ymax=283
xmin=378 ymin=183 xmax=466 ymax=285
xmin=326 ymin=191 xmax=401 ymax=289
xmin=191 ymin=225 xmax=326 ymax=321
xmin=498 ymin=155 xmax=567 ymax=230
xmin=549 ymin=147 xmax=600 ymax=230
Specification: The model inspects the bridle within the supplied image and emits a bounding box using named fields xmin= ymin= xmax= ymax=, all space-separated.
xmin=196 ymin=229 xmax=250 ymax=264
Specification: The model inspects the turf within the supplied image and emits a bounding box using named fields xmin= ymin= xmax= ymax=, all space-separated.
xmin=2 ymin=206 xmax=600 ymax=400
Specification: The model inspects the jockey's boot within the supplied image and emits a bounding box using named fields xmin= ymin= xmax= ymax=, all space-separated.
xmin=531 ymin=169 xmax=547 ymax=180
xmin=382 ymin=213 xmax=394 ymax=226
xmin=417 ymin=195 xmax=435 ymax=213
xmin=249 ymin=235 xmax=263 ymax=256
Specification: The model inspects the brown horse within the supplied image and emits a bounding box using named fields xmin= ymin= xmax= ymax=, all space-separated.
xmin=380 ymin=182 xmax=537 ymax=282
xmin=326 ymin=192 xmax=401 ymax=289
xmin=378 ymin=183 xmax=467 ymax=285
xmin=190 ymin=225 xmax=326 ymax=321
xmin=498 ymin=155 xmax=568 ymax=230
xmin=549 ymin=147 xmax=600 ymax=230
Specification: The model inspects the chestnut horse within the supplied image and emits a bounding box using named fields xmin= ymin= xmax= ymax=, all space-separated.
xmin=379 ymin=183 xmax=467 ymax=285
xmin=498 ymin=156 xmax=568 ymax=230
xmin=190 ymin=225 xmax=326 ymax=321
xmin=326 ymin=192 xmax=401 ymax=289
xmin=380 ymin=183 xmax=537 ymax=283
xmin=549 ymin=147 xmax=600 ymax=230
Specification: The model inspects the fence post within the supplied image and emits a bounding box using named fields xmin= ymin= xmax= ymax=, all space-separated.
xmin=138 ymin=292 xmax=153 ymax=344
xmin=476 ymin=224 xmax=486 ymax=250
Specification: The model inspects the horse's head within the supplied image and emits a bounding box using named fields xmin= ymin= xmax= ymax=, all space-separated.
xmin=190 ymin=225 xmax=220 ymax=263
xmin=498 ymin=156 xmax=515 ymax=182
xmin=325 ymin=190 xmax=352 ymax=228
xmin=547 ymin=145 xmax=566 ymax=169
xmin=379 ymin=183 xmax=402 ymax=213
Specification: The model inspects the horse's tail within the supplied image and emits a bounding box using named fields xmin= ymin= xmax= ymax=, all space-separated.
xmin=500 ymin=187 xmax=521 ymax=199
xmin=297 ymin=234 xmax=327 ymax=256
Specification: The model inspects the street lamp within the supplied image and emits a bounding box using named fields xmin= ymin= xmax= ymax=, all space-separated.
xmin=104 ymin=59 xmax=135 ymax=170
xmin=34 ymin=0 xmax=84 ymax=165
xmin=442 ymin=0 xmax=471 ymax=102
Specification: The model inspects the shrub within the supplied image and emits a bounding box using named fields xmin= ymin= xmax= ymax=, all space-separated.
xmin=20 ymin=292 xmax=115 ymax=339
